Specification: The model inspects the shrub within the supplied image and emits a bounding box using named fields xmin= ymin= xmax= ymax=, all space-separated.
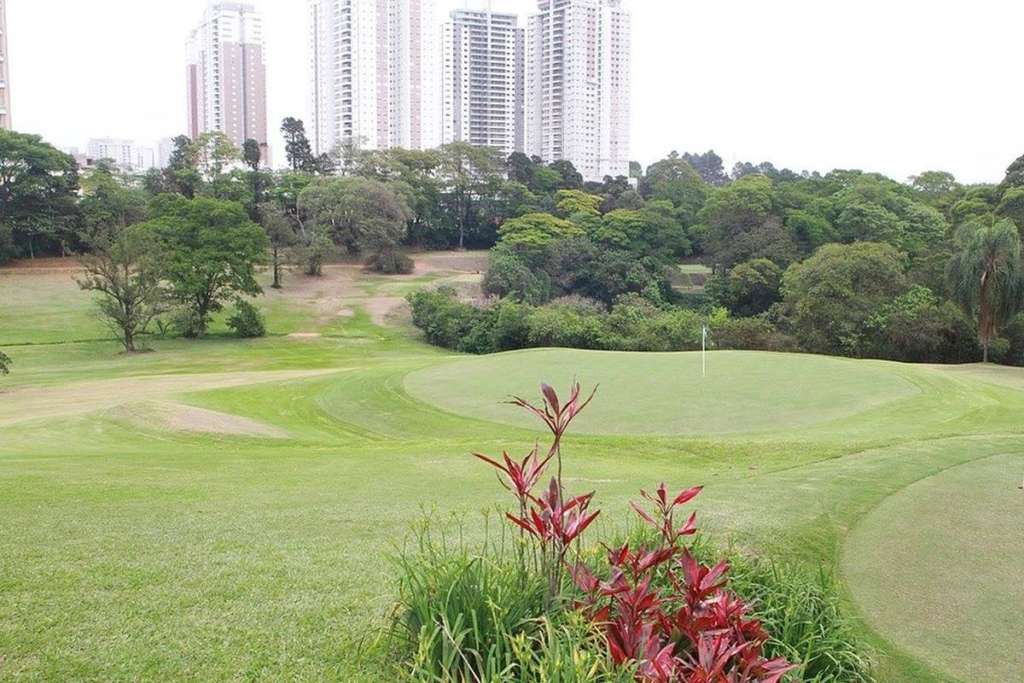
xmin=394 ymin=382 xmax=871 ymax=682
xmin=526 ymin=304 xmax=606 ymax=349
xmin=468 ymin=383 xmax=794 ymax=681
xmin=490 ymin=300 xmax=533 ymax=352
xmin=226 ymin=299 xmax=266 ymax=338
xmin=369 ymin=250 xmax=415 ymax=275
xmin=408 ymin=287 xmax=481 ymax=350
xmin=713 ymin=316 xmax=795 ymax=352
xmin=0 ymin=350 xmax=11 ymax=375
xmin=709 ymin=549 xmax=873 ymax=682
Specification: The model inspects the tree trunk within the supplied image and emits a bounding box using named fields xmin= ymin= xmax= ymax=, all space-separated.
xmin=983 ymin=340 xmax=989 ymax=364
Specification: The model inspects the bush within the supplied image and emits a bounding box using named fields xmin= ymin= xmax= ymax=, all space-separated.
xmin=392 ymin=383 xmax=870 ymax=682
xmin=713 ymin=316 xmax=795 ymax=352
xmin=526 ymin=304 xmax=607 ymax=349
xmin=408 ymin=288 xmax=494 ymax=353
xmin=226 ymin=299 xmax=266 ymax=338
xmin=369 ymin=250 xmax=415 ymax=275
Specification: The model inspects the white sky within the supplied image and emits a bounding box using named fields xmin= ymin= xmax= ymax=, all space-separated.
xmin=7 ymin=0 xmax=1023 ymax=184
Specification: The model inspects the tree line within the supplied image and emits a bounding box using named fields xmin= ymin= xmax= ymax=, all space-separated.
xmin=4 ymin=120 xmax=1024 ymax=365
xmin=419 ymin=150 xmax=1024 ymax=365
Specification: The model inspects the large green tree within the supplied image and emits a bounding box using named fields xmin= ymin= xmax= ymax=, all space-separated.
xmin=696 ymin=175 xmax=798 ymax=268
xmin=640 ymin=153 xmax=708 ymax=226
xmin=782 ymin=242 xmax=908 ymax=356
xmin=0 ymin=130 xmax=80 ymax=261
xmin=948 ymin=219 xmax=1022 ymax=362
xmin=258 ymin=203 xmax=298 ymax=289
xmin=78 ymin=225 xmax=167 ymax=353
xmin=298 ymin=177 xmax=411 ymax=264
xmin=497 ymin=213 xmax=582 ymax=249
xmin=78 ymin=165 xmax=148 ymax=248
xmin=437 ymin=142 xmax=505 ymax=249
xmin=142 ymin=195 xmax=268 ymax=337
xmin=281 ymin=117 xmax=314 ymax=172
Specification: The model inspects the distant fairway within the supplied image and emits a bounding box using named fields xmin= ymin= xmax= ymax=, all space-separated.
xmin=405 ymin=348 xmax=920 ymax=435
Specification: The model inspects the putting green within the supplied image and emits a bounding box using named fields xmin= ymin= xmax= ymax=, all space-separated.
xmin=843 ymin=452 xmax=1024 ymax=682
xmin=403 ymin=348 xmax=920 ymax=435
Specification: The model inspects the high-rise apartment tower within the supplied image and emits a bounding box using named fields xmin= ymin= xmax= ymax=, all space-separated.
xmin=308 ymin=0 xmax=440 ymax=156
xmin=186 ymin=2 xmax=269 ymax=163
xmin=0 ymin=0 xmax=11 ymax=130
xmin=525 ymin=0 xmax=631 ymax=182
xmin=441 ymin=6 xmax=524 ymax=158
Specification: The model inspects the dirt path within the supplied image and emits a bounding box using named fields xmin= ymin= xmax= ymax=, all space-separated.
xmin=0 ymin=369 xmax=343 ymax=428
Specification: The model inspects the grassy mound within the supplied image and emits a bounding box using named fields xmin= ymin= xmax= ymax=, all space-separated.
xmin=405 ymin=348 xmax=919 ymax=435
xmin=843 ymin=452 xmax=1024 ymax=682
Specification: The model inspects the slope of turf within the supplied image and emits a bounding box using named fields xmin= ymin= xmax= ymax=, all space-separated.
xmin=843 ymin=453 xmax=1024 ymax=682
xmin=2 ymin=261 xmax=1023 ymax=682
xmin=405 ymin=348 xmax=921 ymax=435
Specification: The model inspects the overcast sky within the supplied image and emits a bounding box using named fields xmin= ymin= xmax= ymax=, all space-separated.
xmin=7 ymin=0 xmax=1023 ymax=183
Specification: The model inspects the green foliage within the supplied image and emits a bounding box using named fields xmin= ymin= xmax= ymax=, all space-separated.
xmin=948 ymin=219 xmax=1023 ymax=361
xmin=258 ymin=203 xmax=298 ymax=289
xmin=226 ymin=299 xmax=267 ymax=338
xmin=866 ymin=286 xmax=978 ymax=363
xmin=142 ymin=195 xmax=268 ymax=338
xmin=554 ymin=189 xmax=603 ymax=218
xmin=0 ymin=129 xmax=80 ymax=261
xmin=77 ymin=224 xmax=167 ymax=353
xmin=368 ymin=250 xmax=415 ymax=275
xmin=707 ymin=258 xmax=782 ymax=316
xmin=696 ymin=175 xmax=799 ymax=268
xmin=482 ymin=246 xmax=552 ymax=304
xmin=782 ymin=242 xmax=908 ymax=356
xmin=281 ymin=117 xmax=315 ymax=172
xmin=0 ymin=350 xmax=10 ymax=375
xmin=392 ymin=523 xmax=628 ymax=683
xmin=784 ymin=208 xmax=837 ymax=254
xmin=691 ymin=543 xmax=873 ymax=682
xmin=640 ymin=152 xmax=709 ymax=226
xmin=78 ymin=166 xmax=148 ymax=248
xmin=996 ymin=187 xmax=1024 ymax=230
xmin=191 ymin=131 xmax=241 ymax=181
xmin=408 ymin=289 xmax=726 ymax=355
xmin=498 ymin=213 xmax=583 ymax=248
xmin=712 ymin=316 xmax=792 ymax=352
xmin=298 ymin=176 xmax=412 ymax=265
xmin=591 ymin=203 xmax=691 ymax=260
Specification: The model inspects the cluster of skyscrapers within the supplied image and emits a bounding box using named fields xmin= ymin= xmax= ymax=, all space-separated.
xmin=306 ymin=0 xmax=631 ymax=181
xmin=186 ymin=0 xmax=630 ymax=181
xmin=12 ymin=0 xmax=630 ymax=180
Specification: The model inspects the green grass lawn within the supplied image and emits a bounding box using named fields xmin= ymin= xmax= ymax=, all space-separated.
xmin=1 ymin=260 xmax=1021 ymax=682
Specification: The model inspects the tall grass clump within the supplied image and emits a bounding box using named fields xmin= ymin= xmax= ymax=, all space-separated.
xmin=713 ymin=552 xmax=872 ymax=682
xmin=392 ymin=519 xmax=630 ymax=682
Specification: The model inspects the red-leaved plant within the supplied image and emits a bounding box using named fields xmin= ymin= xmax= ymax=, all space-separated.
xmin=474 ymin=382 xmax=796 ymax=683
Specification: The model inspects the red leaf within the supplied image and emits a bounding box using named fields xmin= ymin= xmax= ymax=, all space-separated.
xmin=672 ymin=485 xmax=703 ymax=507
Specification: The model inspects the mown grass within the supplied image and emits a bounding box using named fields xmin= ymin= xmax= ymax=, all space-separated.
xmin=1 ymin=262 xmax=1022 ymax=681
